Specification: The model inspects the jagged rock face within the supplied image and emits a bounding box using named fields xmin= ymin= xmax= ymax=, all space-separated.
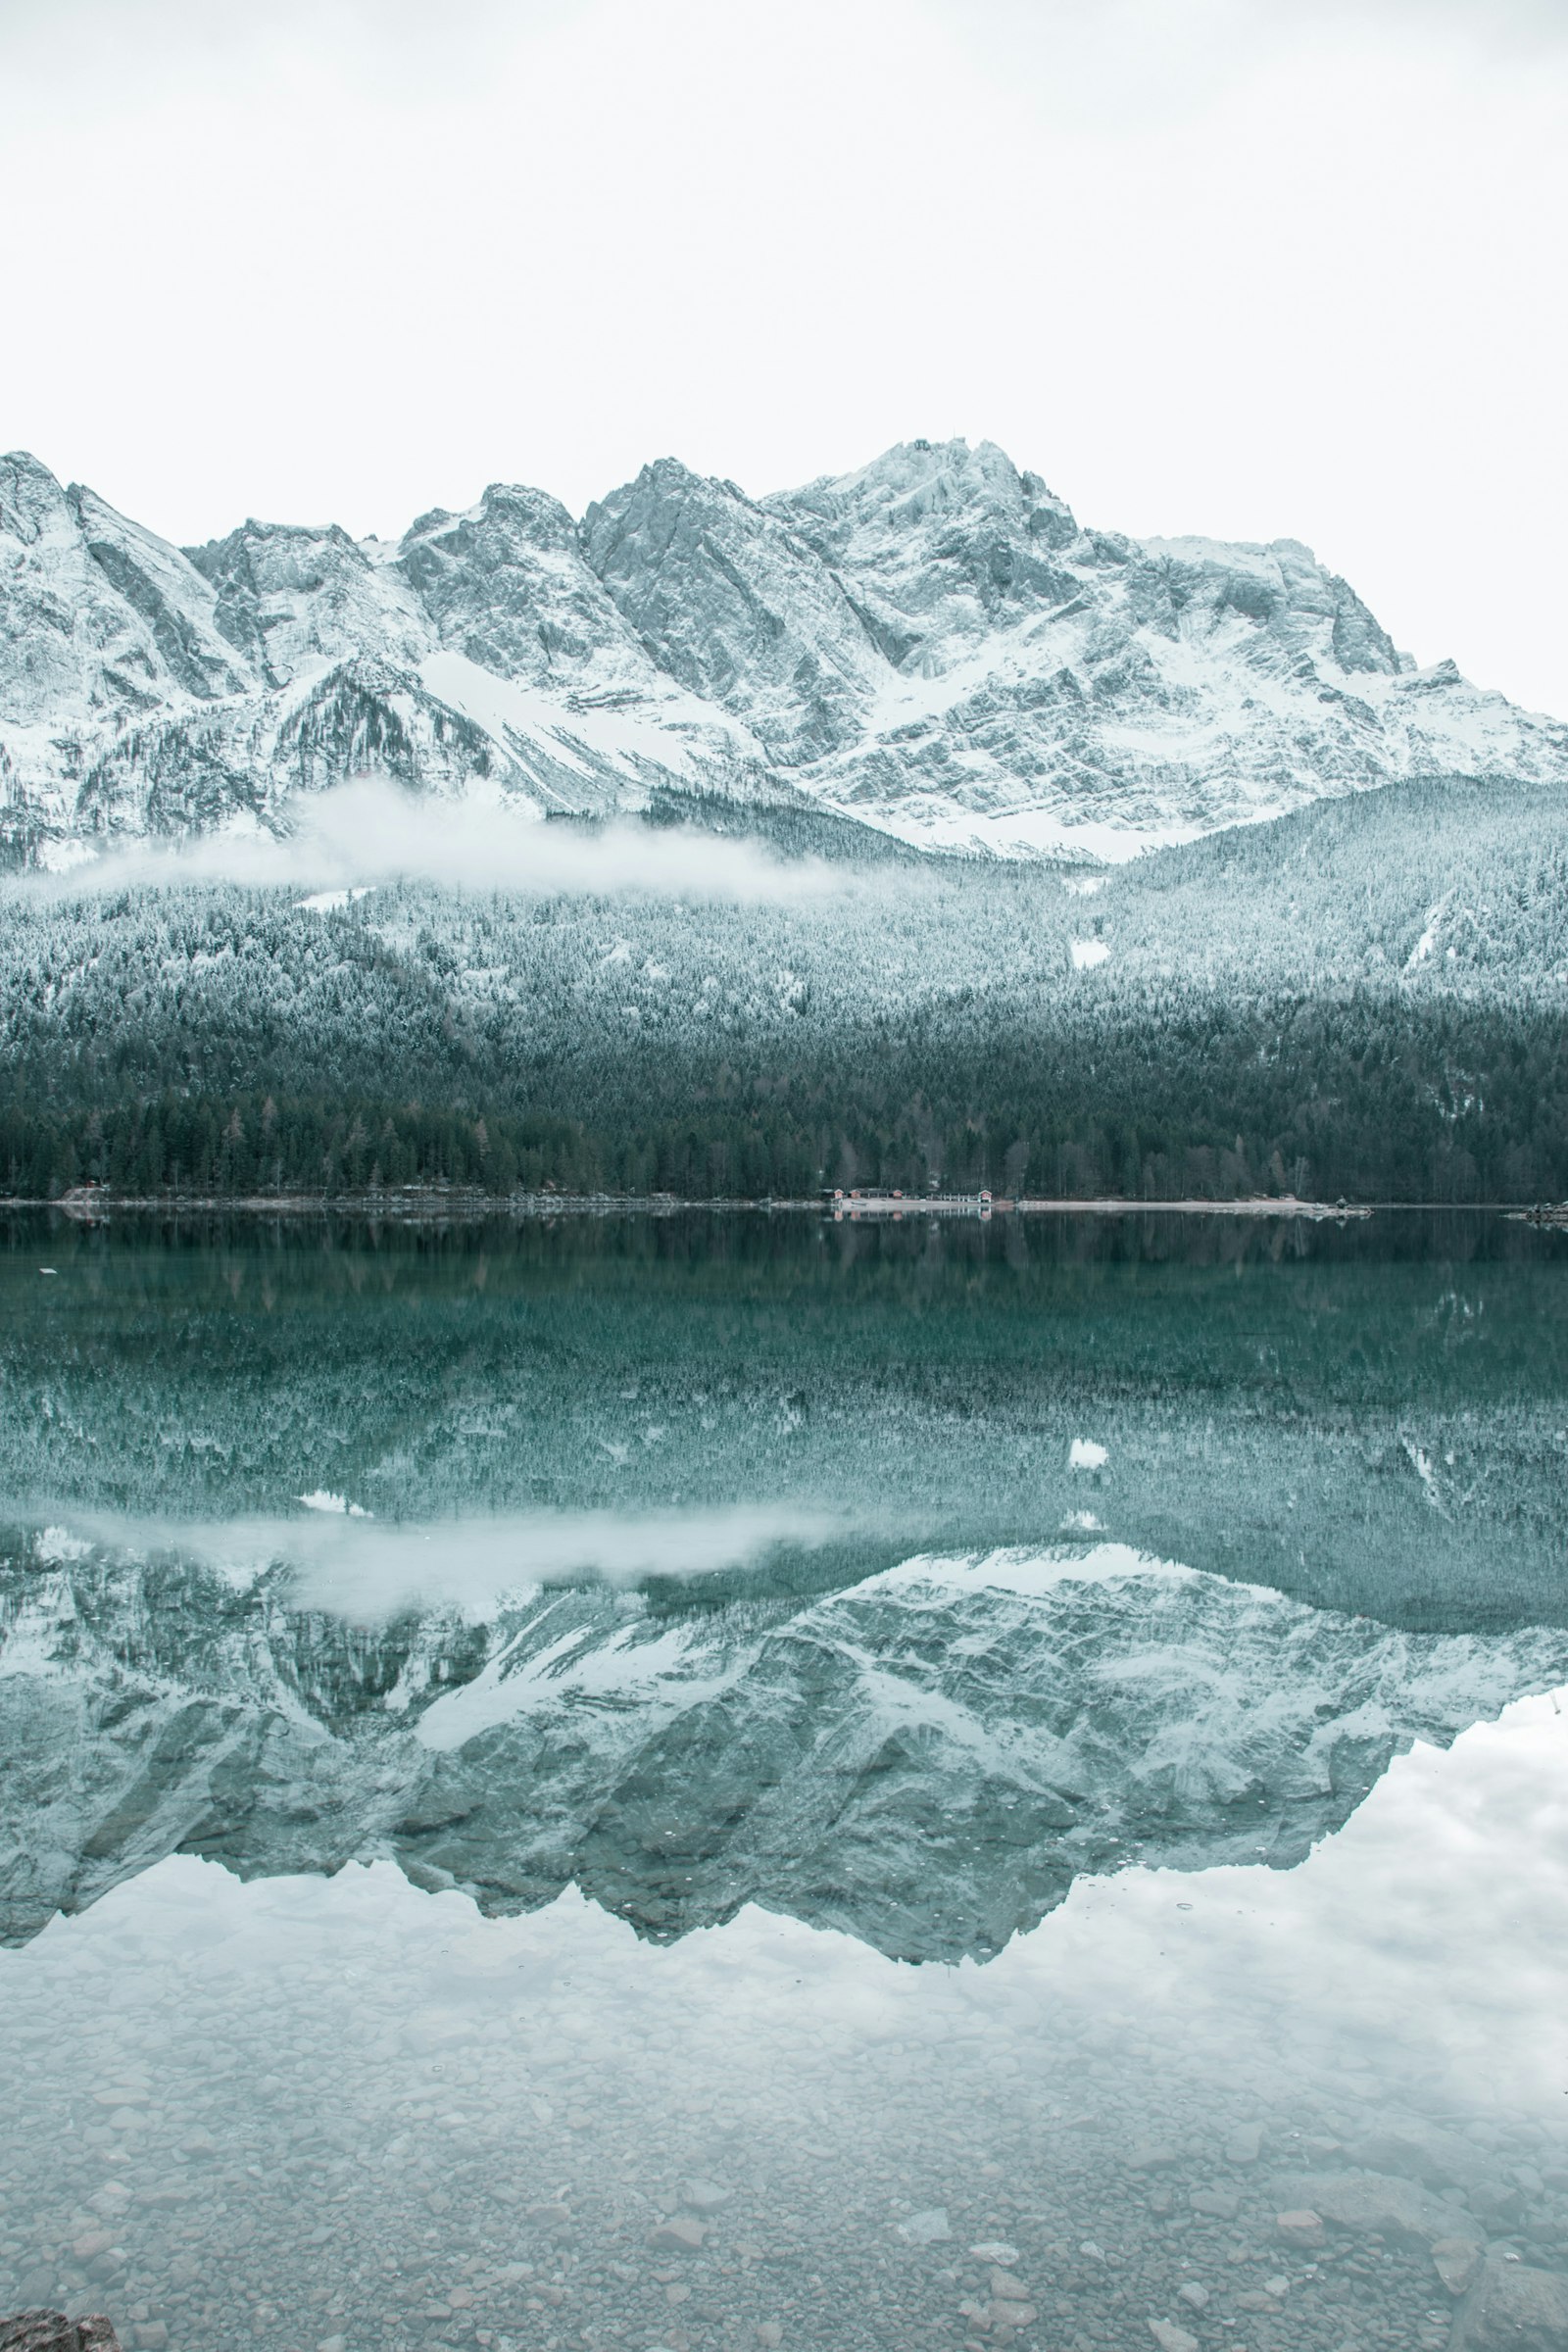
xmin=184 ymin=517 xmax=430 ymax=686
xmin=3 ymin=438 xmax=1566 ymax=864
xmin=0 ymin=454 xmax=243 ymax=734
xmin=765 ymin=438 xmax=1086 ymax=673
xmin=3 ymin=1540 xmax=1563 ymax=1962
xmin=580 ymin=458 xmax=887 ymax=763
xmin=68 ymin=486 xmax=251 ymax=705
xmin=72 ymin=660 xmax=501 ymax=839
xmin=0 ymin=469 xmax=748 ymax=851
xmin=395 ymin=483 xmax=661 ymax=701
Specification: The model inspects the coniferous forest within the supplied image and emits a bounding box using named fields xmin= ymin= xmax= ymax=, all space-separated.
xmin=3 ymin=775 xmax=1565 ymax=1203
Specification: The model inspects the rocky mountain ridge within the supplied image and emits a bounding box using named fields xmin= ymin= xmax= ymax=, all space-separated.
xmin=5 ymin=438 xmax=1565 ymax=865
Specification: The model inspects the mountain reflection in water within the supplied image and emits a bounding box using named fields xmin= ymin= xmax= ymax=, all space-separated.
xmin=3 ymin=1206 xmax=1567 ymax=1958
xmin=4 ymin=1532 xmax=1567 ymax=1959
xmin=4 ymin=1209 xmax=1568 ymax=2352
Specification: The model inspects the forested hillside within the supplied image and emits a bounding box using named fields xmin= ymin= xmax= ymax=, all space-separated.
xmin=2 ymin=775 xmax=1565 ymax=1202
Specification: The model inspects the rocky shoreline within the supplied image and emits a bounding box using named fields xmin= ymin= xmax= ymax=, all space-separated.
xmin=8 ymin=2132 xmax=1568 ymax=2352
xmin=6 ymin=1186 xmax=1396 ymax=1221
xmin=7 ymin=1906 xmax=1568 ymax=2352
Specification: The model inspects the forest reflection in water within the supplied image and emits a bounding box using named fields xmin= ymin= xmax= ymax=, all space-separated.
xmin=2 ymin=1207 xmax=1567 ymax=2352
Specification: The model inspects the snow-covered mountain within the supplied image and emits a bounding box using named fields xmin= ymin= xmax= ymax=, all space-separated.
xmin=3 ymin=1537 xmax=1563 ymax=1957
xmin=5 ymin=439 xmax=1565 ymax=866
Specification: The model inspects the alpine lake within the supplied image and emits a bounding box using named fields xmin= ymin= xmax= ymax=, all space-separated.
xmin=3 ymin=1205 xmax=1567 ymax=2352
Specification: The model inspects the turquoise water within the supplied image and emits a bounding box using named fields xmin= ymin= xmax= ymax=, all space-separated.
xmin=2 ymin=1209 xmax=1566 ymax=2352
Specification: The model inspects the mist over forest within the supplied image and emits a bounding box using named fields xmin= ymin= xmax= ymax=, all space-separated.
xmin=4 ymin=774 xmax=1565 ymax=1202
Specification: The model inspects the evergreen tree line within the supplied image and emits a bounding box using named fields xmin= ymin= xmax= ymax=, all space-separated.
xmin=3 ymin=983 xmax=1563 ymax=1201
xmin=3 ymin=776 xmax=1564 ymax=1202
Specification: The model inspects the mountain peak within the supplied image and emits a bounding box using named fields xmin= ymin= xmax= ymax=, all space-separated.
xmin=774 ymin=436 xmax=1076 ymax=531
xmin=581 ymin=455 xmax=885 ymax=763
xmin=397 ymin=478 xmax=660 ymax=697
xmin=1 ymin=449 xmax=73 ymax=547
xmin=764 ymin=435 xmax=1083 ymax=680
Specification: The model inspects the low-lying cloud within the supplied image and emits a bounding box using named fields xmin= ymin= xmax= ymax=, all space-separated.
xmin=29 ymin=777 xmax=850 ymax=905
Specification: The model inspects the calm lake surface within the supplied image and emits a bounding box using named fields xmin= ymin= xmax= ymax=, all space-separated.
xmin=3 ymin=1207 xmax=1567 ymax=2352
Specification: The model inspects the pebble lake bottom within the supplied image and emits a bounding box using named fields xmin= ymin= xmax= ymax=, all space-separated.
xmin=2 ymin=1207 xmax=1567 ymax=2352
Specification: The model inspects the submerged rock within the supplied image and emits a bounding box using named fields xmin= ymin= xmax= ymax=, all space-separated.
xmin=1449 ymin=2255 xmax=1568 ymax=2350
xmin=0 ymin=2318 xmax=121 ymax=2352
xmin=1278 ymin=2169 xmax=1487 ymax=2250
xmin=1434 ymin=2237 xmax=1487 ymax=2297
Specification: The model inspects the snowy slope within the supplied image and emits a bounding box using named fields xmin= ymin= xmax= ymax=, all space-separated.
xmin=765 ymin=441 xmax=1568 ymax=857
xmin=3 ymin=438 xmax=1565 ymax=866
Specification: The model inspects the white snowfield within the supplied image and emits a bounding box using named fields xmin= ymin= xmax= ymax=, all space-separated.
xmin=4 ymin=437 xmax=1566 ymax=867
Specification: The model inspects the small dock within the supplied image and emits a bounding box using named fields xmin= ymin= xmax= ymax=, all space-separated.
xmin=830 ymin=1189 xmax=1000 ymax=1221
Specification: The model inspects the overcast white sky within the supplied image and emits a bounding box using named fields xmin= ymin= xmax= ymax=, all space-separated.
xmin=3 ymin=0 xmax=1565 ymax=714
